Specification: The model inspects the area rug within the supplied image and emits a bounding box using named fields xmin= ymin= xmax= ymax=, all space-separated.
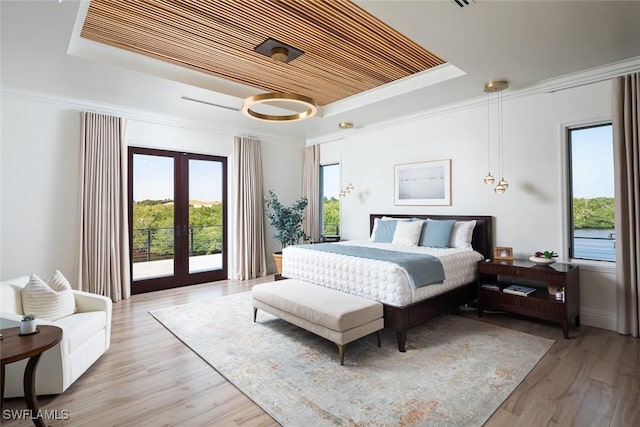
xmin=150 ymin=292 xmax=554 ymax=426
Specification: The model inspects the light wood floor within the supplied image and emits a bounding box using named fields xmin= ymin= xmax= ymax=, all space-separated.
xmin=3 ymin=277 xmax=639 ymax=426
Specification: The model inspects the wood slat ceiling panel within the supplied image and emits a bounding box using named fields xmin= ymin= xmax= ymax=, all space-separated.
xmin=80 ymin=0 xmax=445 ymax=106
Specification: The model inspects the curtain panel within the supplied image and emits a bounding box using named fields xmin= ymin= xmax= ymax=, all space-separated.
xmin=233 ymin=136 xmax=267 ymax=280
xmin=613 ymin=73 xmax=640 ymax=337
xmin=78 ymin=111 xmax=131 ymax=302
xmin=302 ymin=144 xmax=320 ymax=242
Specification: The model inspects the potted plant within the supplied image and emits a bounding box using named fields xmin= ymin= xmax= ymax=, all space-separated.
xmin=20 ymin=313 xmax=37 ymax=335
xmin=264 ymin=190 xmax=308 ymax=274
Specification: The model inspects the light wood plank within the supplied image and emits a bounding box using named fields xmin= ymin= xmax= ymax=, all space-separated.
xmin=79 ymin=0 xmax=446 ymax=106
xmin=2 ymin=278 xmax=639 ymax=426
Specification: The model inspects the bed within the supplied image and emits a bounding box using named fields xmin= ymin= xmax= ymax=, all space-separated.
xmin=281 ymin=214 xmax=493 ymax=352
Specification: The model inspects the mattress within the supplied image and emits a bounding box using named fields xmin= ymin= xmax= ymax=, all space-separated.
xmin=282 ymin=240 xmax=483 ymax=307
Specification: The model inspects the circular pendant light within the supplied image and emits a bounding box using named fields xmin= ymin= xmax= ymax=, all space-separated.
xmin=242 ymin=92 xmax=317 ymax=122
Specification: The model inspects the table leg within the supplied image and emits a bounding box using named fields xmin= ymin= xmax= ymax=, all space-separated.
xmin=24 ymin=354 xmax=47 ymax=427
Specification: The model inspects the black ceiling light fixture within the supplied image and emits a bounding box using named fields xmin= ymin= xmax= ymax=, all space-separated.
xmin=254 ymin=38 xmax=304 ymax=63
xmin=245 ymin=38 xmax=315 ymax=121
xmin=451 ymin=0 xmax=474 ymax=8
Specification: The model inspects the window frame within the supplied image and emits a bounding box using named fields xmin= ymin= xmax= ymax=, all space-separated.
xmin=563 ymin=120 xmax=615 ymax=265
xmin=319 ymin=162 xmax=340 ymax=240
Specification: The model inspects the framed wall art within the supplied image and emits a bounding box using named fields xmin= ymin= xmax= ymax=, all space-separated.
xmin=394 ymin=159 xmax=451 ymax=206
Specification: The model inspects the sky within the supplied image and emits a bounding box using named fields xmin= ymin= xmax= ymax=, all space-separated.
xmin=571 ymin=124 xmax=614 ymax=199
xmin=322 ymin=163 xmax=341 ymax=199
xmin=133 ymin=155 xmax=223 ymax=202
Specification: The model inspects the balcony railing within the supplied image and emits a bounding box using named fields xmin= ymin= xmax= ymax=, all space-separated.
xmin=573 ymin=234 xmax=615 ymax=262
xmin=322 ymin=222 xmax=340 ymax=237
xmin=132 ymin=225 xmax=222 ymax=263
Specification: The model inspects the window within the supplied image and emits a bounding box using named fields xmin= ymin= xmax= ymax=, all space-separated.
xmin=319 ymin=163 xmax=340 ymax=239
xmin=567 ymin=123 xmax=615 ymax=262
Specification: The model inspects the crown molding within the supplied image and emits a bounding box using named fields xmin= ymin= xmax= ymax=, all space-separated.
xmin=307 ymin=56 xmax=640 ymax=146
xmin=538 ymin=55 xmax=640 ymax=93
xmin=1 ymin=87 xmax=304 ymax=145
xmin=321 ymin=63 xmax=465 ymax=118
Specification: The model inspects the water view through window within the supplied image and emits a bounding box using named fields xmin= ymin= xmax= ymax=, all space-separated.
xmin=569 ymin=123 xmax=615 ymax=262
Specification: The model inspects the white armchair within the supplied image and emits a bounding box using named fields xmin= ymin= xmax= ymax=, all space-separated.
xmin=0 ymin=276 xmax=112 ymax=397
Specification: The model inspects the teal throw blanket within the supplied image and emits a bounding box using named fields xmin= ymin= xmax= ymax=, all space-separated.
xmin=297 ymin=243 xmax=445 ymax=289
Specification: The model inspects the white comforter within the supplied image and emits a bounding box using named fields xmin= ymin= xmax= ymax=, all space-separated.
xmin=282 ymin=241 xmax=483 ymax=307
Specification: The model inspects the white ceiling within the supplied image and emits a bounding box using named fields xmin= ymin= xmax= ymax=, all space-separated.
xmin=4 ymin=1 xmax=640 ymax=142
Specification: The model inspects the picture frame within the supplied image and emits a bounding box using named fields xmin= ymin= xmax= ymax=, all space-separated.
xmin=494 ymin=246 xmax=514 ymax=261
xmin=394 ymin=159 xmax=451 ymax=206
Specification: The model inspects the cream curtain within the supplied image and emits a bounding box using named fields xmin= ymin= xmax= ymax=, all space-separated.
xmin=78 ymin=111 xmax=130 ymax=302
xmin=302 ymin=144 xmax=320 ymax=242
xmin=613 ymin=73 xmax=640 ymax=337
xmin=233 ymin=136 xmax=267 ymax=280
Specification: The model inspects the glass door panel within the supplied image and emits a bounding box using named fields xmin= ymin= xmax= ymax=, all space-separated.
xmin=188 ymin=158 xmax=224 ymax=274
xmin=131 ymin=153 xmax=175 ymax=281
xmin=129 ymin=148 xmax=228 ymax=294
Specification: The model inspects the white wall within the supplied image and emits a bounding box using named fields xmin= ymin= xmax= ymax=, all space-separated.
xmin=321 ymin=80 xmax=618 ymax=331
xmin=0 ymin=93 xmax=304 ymax=283
xmin=1 ymin=95 xmax=82 ymax=283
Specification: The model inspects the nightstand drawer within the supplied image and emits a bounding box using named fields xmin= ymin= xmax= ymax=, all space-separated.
xmin=480 ymin=289 xmax=565 ymax=320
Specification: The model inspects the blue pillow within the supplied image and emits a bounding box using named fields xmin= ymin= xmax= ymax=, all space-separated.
xmin=419 ymin=219 xmax=456 ymax=248
xmin=373 ymin=220 xmax=397 ymax=243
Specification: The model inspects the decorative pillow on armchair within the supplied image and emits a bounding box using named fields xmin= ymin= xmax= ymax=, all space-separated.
xmin=21 ymin=270 xmax=77 ymax=321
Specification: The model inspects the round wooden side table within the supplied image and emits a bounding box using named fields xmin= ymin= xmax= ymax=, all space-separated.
xmin=1 ymin=325 xmax=63 ymax=427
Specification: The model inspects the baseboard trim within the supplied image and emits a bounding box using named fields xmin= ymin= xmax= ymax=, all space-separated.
xmin=580 ymin=306 xmax=617 ymax=332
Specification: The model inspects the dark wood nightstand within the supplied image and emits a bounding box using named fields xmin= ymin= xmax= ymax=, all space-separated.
xmin=477 ymin=259 xmax=580 ymax=338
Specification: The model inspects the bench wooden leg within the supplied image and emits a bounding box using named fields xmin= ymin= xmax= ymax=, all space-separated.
xmin=337 ymin=344 xmax=345 ymax=366
xmin=376 ymin=330 xmax=381 ymax=347
xmin=253 ymin=307 xmax=257 ymax=322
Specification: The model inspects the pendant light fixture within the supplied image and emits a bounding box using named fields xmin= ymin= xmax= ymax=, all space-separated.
xmin=243 ymin=38 xmax=317 ymax=122
xmin=338 ymin=121 xmax=354 ymax=198
xmin=483 ymin=90 xmax=495 ymax=185
xmin=483 ymin=80 xmax=509 ymax=194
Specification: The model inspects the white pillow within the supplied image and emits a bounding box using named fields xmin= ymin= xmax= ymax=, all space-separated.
xmin=450 ymin=220 xmax=476 ymax=249
xmin=370 ymin=217 xmax=414 ymax=241
xmin=21 ymin=271 xmax=77 ymax=321
xmin=392 ymin=220 xmax=424 ymax=246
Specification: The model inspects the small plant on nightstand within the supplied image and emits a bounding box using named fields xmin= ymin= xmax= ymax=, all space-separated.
xmin=20 ymin=313 xmax=37 ymax=335
xmin=535 ymin=250 xmax=558 ymax=259
xmin=530 ymin=250 xmax=558 ymax=265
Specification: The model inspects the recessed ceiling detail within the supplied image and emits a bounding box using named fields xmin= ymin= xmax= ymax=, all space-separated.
xmin=80 ymin=0 xmax=446 ymax=107
xmin=254 ymin=38 xmax=304 ymax=64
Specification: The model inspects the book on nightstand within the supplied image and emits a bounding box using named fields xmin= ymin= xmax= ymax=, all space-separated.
xmin=503 ymin=284 xmax=536 ymax=297
xmin=481 ymin=283 xmax=501 ymax=292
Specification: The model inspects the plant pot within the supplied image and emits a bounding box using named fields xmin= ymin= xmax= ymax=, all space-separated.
xmin=273 ymin=252 xmax=283 ymax=274
xmin=529 ymin=256 xmax=556 ymax=265
xmin=20 ymin=319 xmax=37 ymax=335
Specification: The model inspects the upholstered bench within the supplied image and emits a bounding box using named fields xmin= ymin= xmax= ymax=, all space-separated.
xmin=252 ymin=279 xmax=383 ymax=365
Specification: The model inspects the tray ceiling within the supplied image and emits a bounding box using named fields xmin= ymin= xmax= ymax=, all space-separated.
xmin=80 ymin=0 xmax=445 ymax=107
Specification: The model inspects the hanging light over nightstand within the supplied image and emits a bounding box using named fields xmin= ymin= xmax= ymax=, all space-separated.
xmin=339 ymin=121 xmax=355 ymax=197
xmin=483 ymin=87 xmax=495 ymax=185
xmin=483 ymin=80 xmax=509 ymax=194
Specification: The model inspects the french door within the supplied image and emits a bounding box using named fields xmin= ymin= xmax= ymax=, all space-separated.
xmin=128 ymin=147 xmax=227 ymax=294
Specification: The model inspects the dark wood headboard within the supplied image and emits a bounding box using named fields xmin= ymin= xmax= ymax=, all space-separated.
xmin=369 ymin=214 xmax=494 ymax=259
